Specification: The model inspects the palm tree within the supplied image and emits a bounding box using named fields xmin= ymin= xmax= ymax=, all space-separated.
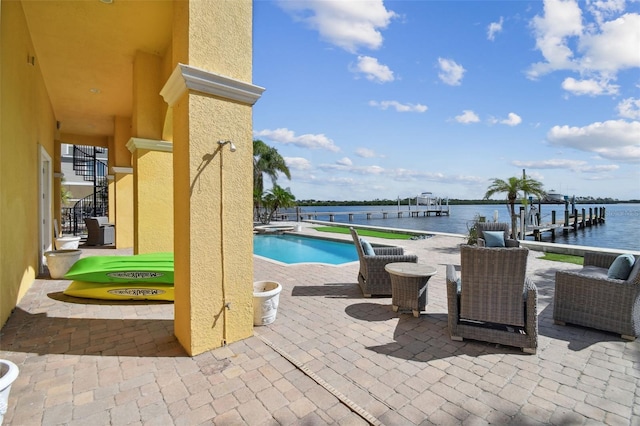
xmin=484 ymin=176 xmax=546 ymax=239
xmin=262 ymin=185 xmax=296 ymax=224
xmin=253 ymin=139 xmax=291 ymax=194
xmin=253 ymin=139 xmax=291 ymax=220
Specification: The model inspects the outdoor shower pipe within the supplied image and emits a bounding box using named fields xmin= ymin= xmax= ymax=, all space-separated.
xmin=217 ymin=140 xmax=236 ymax=346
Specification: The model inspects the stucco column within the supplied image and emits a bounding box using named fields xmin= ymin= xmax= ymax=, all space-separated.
xmin=162 ymin=0 xmax=263 ymax=356
xmin=128 ymin=50 xmax=174 ymax=254
xmin=110 ymin=116 xmax=134 ymax=249
xmin=133 ymin=51 xmax=164 ymax=140
xmin=126 ymin=138 xmax=174 ymax=254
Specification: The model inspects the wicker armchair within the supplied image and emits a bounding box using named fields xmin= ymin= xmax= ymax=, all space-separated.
xmin=446 ymin=245 xmax=538 ymax=353
xmin=349 ymin=227 xmax=418 ymax=297
xmin=554 ymin=252 xmax=640 ymax=340
xmin=85 ymin=216 xmax=115 ymax=246
xmin=476 ymin=222 xmax=519 ymax=247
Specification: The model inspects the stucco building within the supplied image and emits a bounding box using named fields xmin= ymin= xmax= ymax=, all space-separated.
xmin=1 ymin=0 xmax=263 ymax=356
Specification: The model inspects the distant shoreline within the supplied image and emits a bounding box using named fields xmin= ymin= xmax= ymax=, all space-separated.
xmin=295 ymin=199 xmax=640 ymax=207
xmin=276 ymin=203 xmax=639 ymax=252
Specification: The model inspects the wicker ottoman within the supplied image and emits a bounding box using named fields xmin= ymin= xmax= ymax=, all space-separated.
xmin=385 ymin=262 xmax=437 ymax=317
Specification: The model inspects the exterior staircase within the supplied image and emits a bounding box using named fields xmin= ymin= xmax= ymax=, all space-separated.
xmin=67 ymin=145 xmax=109 ymax=235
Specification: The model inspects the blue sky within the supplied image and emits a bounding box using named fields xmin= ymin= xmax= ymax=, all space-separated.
xmin=252 ymin=0 xmax=640 ymax=202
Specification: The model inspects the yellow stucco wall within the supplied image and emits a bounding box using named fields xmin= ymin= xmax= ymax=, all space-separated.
xmin=130 ymin=50 xmax=174 ymax=255
xmin=112 ymin=116 xmax=134 ymax=248
xmin=133 ymin=51 xmax=164 ymax=140
xmin=172 ymin=0 xmax=255 ymax=355
xmin=1 ymin=0 xmax=57 ymax=326
xmin=132 ymin=147 xmax=174 ymax=254
xmin=58 ymin=133 xmax=108 ymax=148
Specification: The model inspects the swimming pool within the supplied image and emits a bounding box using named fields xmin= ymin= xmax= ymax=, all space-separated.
xmin=253 ymin=234 xmax=358 ymax=265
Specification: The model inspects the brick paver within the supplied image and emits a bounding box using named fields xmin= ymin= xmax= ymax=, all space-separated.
xmin=1 ymin=224 xmax=639 ymax=425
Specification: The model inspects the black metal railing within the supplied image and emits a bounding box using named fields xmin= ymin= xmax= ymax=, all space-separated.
xmin=62 ymin=145 xmax=109 ymax=235
xmin=62 ymin=187 xmax=109 ymax=235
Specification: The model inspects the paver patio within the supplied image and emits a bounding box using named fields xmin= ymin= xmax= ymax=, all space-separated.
xmin=1 ymin=225 xmax=638 ymax=425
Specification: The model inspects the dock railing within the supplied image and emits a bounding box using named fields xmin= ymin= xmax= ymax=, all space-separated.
xmin=519 ymin=205 xmax=605 ymax=241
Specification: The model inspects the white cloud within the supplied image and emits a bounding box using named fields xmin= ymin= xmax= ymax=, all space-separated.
xmin=501 ymin=112 xmax=522 ymax=126
xmin=351 ymin=56 xmax=394 ymax=82
xmin=528 ymin=0 xmax=640 ymax=82
xmin=437 ymin=58 xmax=466 ymax=86
xmin=362 ymin=165 xmax=385 ymax=175
xmin=528 ymin=0 xmax=584 ymax=78
xmin=512 ymin=158 xmax=618 ymax=173
xmin=369 ymin=100 xmax=428 ymax=112
xmin=588 ymin=0 xmax=626 ymax=25
xmin=617 ymin=97 xmax=640 ymax=119
xmin=277 ymin=0 xmax=397 ymax=53
xmin=254 ymin=128 xmax=340 ymax=152
xmin=561 ymin=77 xmax=619 ymax=96
xmin=320 ymin=162 xmax=386 ymax=175
xmin=336 ymin=157 xmax=353 ymax=166
xmin=284 ymin=157 xmax=313 ymax=170
xmin=323 ymin=176 xmax=357 ymax=186
xmin=580 ymin=164 xmax=620 ymax=172
xmin=355 ymin=148 xmax=379 ymax=158
xmin=487 ymin=16 xmax=504 ymax=41
xmin=455 ymin=110 xmax=480 ymax=124
xmin=578 ymin=13 xmax=640 ymax=75
xmin=547 ymin=119 xmax=640 ymax=162
xmin=513 ymin=159 xmax=588 ymax=170
xmin=316 ymin=162 xmax=485 ymax=186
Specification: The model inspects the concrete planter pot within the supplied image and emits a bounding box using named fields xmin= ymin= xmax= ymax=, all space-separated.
xmin=0 ymin=359 xmax=19 ymax=425
xmin=44 ymin=249 xmax=82 ymax=279
xmin=55 ymin=236 xmax=81 ymax=250
xmin=252 ymin=281 xmax=282 ymax=326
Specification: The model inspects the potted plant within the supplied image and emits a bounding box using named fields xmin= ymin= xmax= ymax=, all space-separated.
xmin=0 ymin=359 xmax=19 ymax=424
xmin=466 ymin=213 xmax=484 ymax=245
xmin=55 ymin=179 xmax=81 ymax=249
xmin=44 ymin=249 xmax=81 ymax=279
xmin=252 ymin=281 xmax=282 ymax=325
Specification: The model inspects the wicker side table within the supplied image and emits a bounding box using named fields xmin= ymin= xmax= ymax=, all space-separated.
xmin=385 ymin=262 xmax=437 ymax=317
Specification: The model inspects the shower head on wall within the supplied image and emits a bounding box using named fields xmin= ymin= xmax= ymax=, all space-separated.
xmin=218 ymin=140 xmax=236 ymax=152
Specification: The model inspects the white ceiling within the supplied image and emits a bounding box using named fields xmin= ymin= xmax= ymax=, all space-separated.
xmin=21 ymin=0 xmax=173 ymax=138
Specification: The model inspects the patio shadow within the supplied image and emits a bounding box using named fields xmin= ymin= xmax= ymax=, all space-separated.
xmin=538 ymin=304 xmax=637 ymax=357
xmin=0 ymin=307 xmax=186 ymax=357
xmin=365 ymin=313 xmax=524 ymax=360
xmin=344 ymin=302 xmax=397 ymax=321
xmin=342 ymin=302 xmax=525 ymax=360
xmin=291 ymin=282 xmax=363 ymax=298
xmin=430 ymin=244 xmax=462 ymax=255
xmin=48 ymin=291 xmax=173 ymax=306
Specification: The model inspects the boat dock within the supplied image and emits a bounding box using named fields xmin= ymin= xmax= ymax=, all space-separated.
xmin=276 ymin=206 xmax=450 ymax=222
xmin=272 ymin=202 xmax=604 ymax=237
xmin=521 ymin=205 xmax=606 ymax=241
xmin=276 ymin=193 xmax=451 ymax=222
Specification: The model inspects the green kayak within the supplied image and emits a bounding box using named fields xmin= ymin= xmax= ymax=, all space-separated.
xmin=64 ymin=252 xmax=174 ymax=283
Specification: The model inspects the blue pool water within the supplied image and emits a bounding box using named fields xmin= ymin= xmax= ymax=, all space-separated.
xmin=254 ymin=234 xmax=358 ymax=265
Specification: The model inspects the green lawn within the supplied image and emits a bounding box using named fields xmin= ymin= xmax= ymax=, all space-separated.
xmin=313 ymin=226 xmax=416 ymax=240
xmin=538 ymin=252 xmax=584 ymax=265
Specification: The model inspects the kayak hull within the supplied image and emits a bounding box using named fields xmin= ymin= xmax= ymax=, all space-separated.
xmin=64 ymin=281 xmax=174 ymax=301
xmin=64 ymin=252 xmax=174 ymax=283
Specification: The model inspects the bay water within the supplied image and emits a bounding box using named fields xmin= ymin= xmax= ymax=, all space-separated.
xmin=287 ymin=203 xmax=639 ymax=252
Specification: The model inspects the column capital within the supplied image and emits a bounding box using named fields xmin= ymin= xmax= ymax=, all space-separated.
xmin=111 ymin=167 xmax=133 ymax=174
xmin=160 ymin=63 xmax=265 ymax=107
xmin=126 ymin=138 xmax=173 ymax=153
